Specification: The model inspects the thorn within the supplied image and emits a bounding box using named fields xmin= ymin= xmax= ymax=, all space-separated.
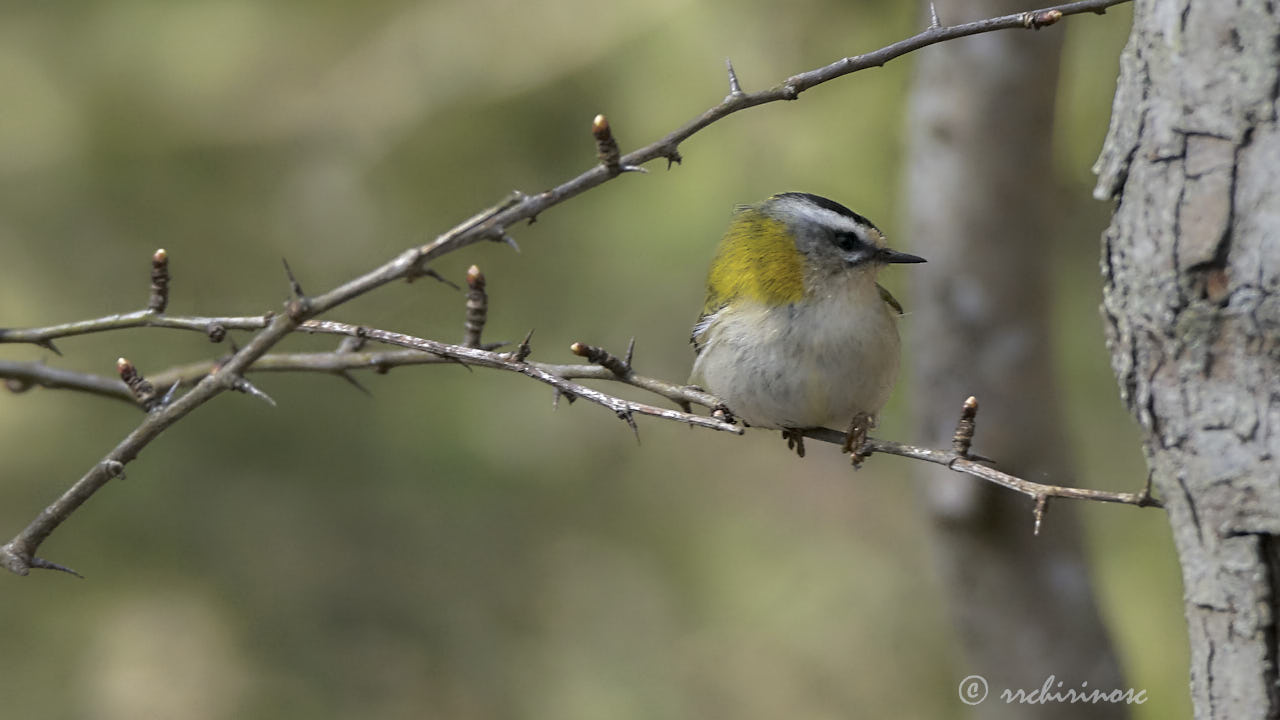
xmin=281 ymin=258 xmax=311 ymax=320
xmin=665 ymin=149 xmax=683 ymax=169
xmin=618 ymin=409 xmax=640 ymax=444
xmin=552 ymin=388 xmax=579 ymax=410
xmin=928 ymin=2 xmax=941 ymax=29
xmin=510 ymin=329 xmax=534 ymax=363
xmin=337 ymin=335 xmax=366 ymax=353
xmin=415 ymin=267 xmax=461 ymax=291
xmin=624 ymin=337 xmax=635 ymax=367
xmin=440 ymin=355 xmax=473 ymax=372
xmin=725 ymin=57 xmax=743 ymax=95
xmin=281 ymin=257 xmax=304 ymax=298
xmin=499 ymin=232 xmax=520 ymax=253
xmin=675 ymin=399 xmax=692 ymax=414
xmin=437 ymin=191 xmax=527 ymax=251
xmin=35 ymin=338 xmax=61 ymax=356
xmin=336 ymin=370 xmax=372 ymax=397
xmin=232 ymin=377 xmax=276 ymax=407
xmin=1033 ymin=495 xmax=1050 ymax=535
xmin=28 ymin=556 xmax=84 ymax=578
xmin=159 ymin=381 xmax=179 ymax=408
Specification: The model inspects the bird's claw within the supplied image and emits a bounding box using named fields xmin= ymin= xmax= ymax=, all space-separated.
xmin=842 ymin=412 xmax=873 ymax=466
xmin=782 ymin=428 xmax=806 ymax=458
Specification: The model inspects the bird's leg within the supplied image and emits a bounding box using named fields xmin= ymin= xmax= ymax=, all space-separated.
xmin=841 ymin=412 xmax=874 ymax=464
xmin=781 ymin=428 xmax=806 ymax=458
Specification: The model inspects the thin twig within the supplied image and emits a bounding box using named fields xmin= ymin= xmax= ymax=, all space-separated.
xmin=293 ymin=321 xmax=739 ymax=434
xmin=803 ymin=397 xmax=1163 ymax=523
xmin=0 ymin=310 xmax=273 ymax=344
xmin=2 ymin=360 xmax=133 ymax=401
xmin=1 ymin=347 xmax=732 ymax=413
xmin=2 ymin=345 xmax=1162 ymax=521
xmin=804 ymin=426 xmax=1160 ymax=508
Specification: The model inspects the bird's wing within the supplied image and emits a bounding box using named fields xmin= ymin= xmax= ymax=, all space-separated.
xmin=689 ymin=304 xmax=725 ymax=355
xmin=877 ymin=283 xmax=905 ymax=315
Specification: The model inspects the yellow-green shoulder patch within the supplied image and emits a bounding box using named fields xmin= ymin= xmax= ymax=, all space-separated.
xmin=703 ymin=209 xmax=804 ymax=311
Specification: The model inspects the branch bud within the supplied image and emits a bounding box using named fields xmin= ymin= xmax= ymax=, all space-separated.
xmin=117 ymin=357 xmax=158 ymax=411
xmin=147 ymin=248 xmax=170 ymax=313
xmin=571 ymin=341 xmax=631 ymax=377
xmin=1024 ymin=9 xmax=1063 ymax=28
xmin=466 ymin=265 xmax=486 ymax=291
xmin=462 ymin=265 xmax=488 ymax=348
xmin=951 ymin=395 xmax=979 ymax=457
xmin=592 ymin=113 xmax=621 ymax=170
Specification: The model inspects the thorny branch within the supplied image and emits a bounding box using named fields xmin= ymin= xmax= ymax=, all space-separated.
xmin=0 ymin=0 xmax=1136 ymax=577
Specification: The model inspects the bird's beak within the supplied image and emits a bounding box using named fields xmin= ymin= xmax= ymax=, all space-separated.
xmin=877 ymin=248 xmax=927 ymax=264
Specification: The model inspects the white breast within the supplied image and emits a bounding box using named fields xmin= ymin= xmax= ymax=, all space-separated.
xmin=691 ymin=277 xmax=901 ymax=430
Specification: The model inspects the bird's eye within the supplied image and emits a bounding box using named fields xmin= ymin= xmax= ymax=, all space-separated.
xmin=833 ymin=232 xmax=860 ymax=252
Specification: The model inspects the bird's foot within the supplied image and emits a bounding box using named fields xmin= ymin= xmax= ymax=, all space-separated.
xmin=710 ymin=403 xmax=737 ymax=425
xmin=842 ymin=412 xmax=874 ymax=466
xmin=781 ymin=428 xmax=806 ymax=458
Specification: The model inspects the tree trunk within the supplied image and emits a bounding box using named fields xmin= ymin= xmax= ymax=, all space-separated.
xmin=905 ymin=1 xmax=1128 ymax=718
xmin=1094 ymin=0 xmax=1280 ymax=718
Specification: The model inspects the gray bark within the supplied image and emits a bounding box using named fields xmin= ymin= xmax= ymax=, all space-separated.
xmin=1094 ymin=1 xmax=1280 ymax=718
xmin=905 ymin=1 xmax=1128 ymax=718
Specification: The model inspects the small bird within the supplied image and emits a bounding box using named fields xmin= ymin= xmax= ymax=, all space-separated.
xmin=690 ymin=192 xmax=925 ymax=457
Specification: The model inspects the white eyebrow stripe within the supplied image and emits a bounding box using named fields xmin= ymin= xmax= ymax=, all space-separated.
xmin=774 ymin=196 xmax=866 ymax=233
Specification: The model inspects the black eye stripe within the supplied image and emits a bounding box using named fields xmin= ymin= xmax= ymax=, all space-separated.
xmin=833 ymin=231 xmax=862 ymax=252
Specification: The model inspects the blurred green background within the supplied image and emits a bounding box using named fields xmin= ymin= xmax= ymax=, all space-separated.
xmin=0 ymin=1 xmax=1188 ymax=718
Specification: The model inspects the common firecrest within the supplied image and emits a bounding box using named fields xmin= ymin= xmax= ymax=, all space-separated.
xmin=689 ymin=192 xmax=925 ymax=456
